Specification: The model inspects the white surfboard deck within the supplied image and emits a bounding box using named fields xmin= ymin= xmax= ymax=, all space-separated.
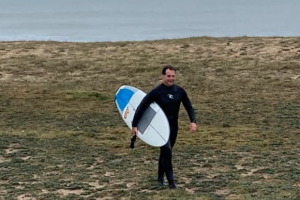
xmin=115 ymin=85 xmax=170 ymax=147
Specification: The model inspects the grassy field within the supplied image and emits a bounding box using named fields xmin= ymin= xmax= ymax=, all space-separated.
xmin=1 ymin=37 xmax=300 ymax=200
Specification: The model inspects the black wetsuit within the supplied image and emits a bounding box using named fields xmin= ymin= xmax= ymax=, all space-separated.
xmin=132 ymin=83 xmax=196 ymax=185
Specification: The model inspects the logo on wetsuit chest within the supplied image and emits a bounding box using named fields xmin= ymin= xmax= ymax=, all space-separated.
xmin=167 ymin=94 xmax=174 ymax=99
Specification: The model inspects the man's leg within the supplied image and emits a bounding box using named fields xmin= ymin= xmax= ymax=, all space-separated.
xmin=157 ymin=153 xmax=165 ymax=186
xmin=159 ymin=126 xmax=178 ymax=188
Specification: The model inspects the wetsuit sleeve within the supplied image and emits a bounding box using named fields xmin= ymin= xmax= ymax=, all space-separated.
xmin=132 ymin=89 xmax=156 ymax=127
xmin=182 ymin=89 xmax=196 ymax=123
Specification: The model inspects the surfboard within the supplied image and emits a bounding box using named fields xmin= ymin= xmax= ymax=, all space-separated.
xmin=115 ymin=85 xmax=170 ymax=147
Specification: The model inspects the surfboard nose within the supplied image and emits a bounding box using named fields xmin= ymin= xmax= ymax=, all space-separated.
xmin=115 ymin=87 xmax=134 ymax=112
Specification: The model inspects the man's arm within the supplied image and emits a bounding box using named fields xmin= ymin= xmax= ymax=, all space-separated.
xmin=131 ymin=90 xmax=156 ymax=135
xmin=181 ymin=89 xmax=197 ymax=133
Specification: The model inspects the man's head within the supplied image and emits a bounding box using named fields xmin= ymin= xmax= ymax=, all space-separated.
xmin=162 ymin=65 xmax=176 ymax=87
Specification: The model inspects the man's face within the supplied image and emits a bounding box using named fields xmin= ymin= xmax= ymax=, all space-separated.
xmin=162 ymin=69 xmax=175 ymax=86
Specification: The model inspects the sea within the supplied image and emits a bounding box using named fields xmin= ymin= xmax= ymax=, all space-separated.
xmin=0 ymin=0 xmax=299 ymax=42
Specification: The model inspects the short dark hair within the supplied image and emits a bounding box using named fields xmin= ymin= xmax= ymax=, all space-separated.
xmin=162 ymin=65 xmax=176 ymax=75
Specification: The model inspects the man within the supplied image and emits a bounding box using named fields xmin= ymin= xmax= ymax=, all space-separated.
xmin=132 ymin=65 xmax=197 ymax=189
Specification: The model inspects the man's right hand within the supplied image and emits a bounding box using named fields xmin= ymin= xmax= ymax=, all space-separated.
xmin=132 ymin=127 xmax=138 ymax=136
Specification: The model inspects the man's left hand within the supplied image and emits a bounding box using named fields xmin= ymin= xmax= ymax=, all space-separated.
xmin=190 ymin=122 xmax=197 ymax=133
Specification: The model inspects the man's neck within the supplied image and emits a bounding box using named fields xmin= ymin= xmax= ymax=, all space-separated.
xmin=162 ymin=83 xmax=174 ymax=87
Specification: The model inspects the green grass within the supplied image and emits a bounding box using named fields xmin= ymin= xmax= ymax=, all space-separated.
xmin=1 ymin=37 xmax=300 ymax=199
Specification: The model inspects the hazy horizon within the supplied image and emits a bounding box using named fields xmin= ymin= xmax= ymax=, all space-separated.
xmin=0 ymin=0 xmax=299 ymax=42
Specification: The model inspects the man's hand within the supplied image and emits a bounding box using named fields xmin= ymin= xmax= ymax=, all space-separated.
xmin=132 ymin=127 xmax=138 ymax=136
xmin=190 ymin=122 xmax=197 ymax=133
